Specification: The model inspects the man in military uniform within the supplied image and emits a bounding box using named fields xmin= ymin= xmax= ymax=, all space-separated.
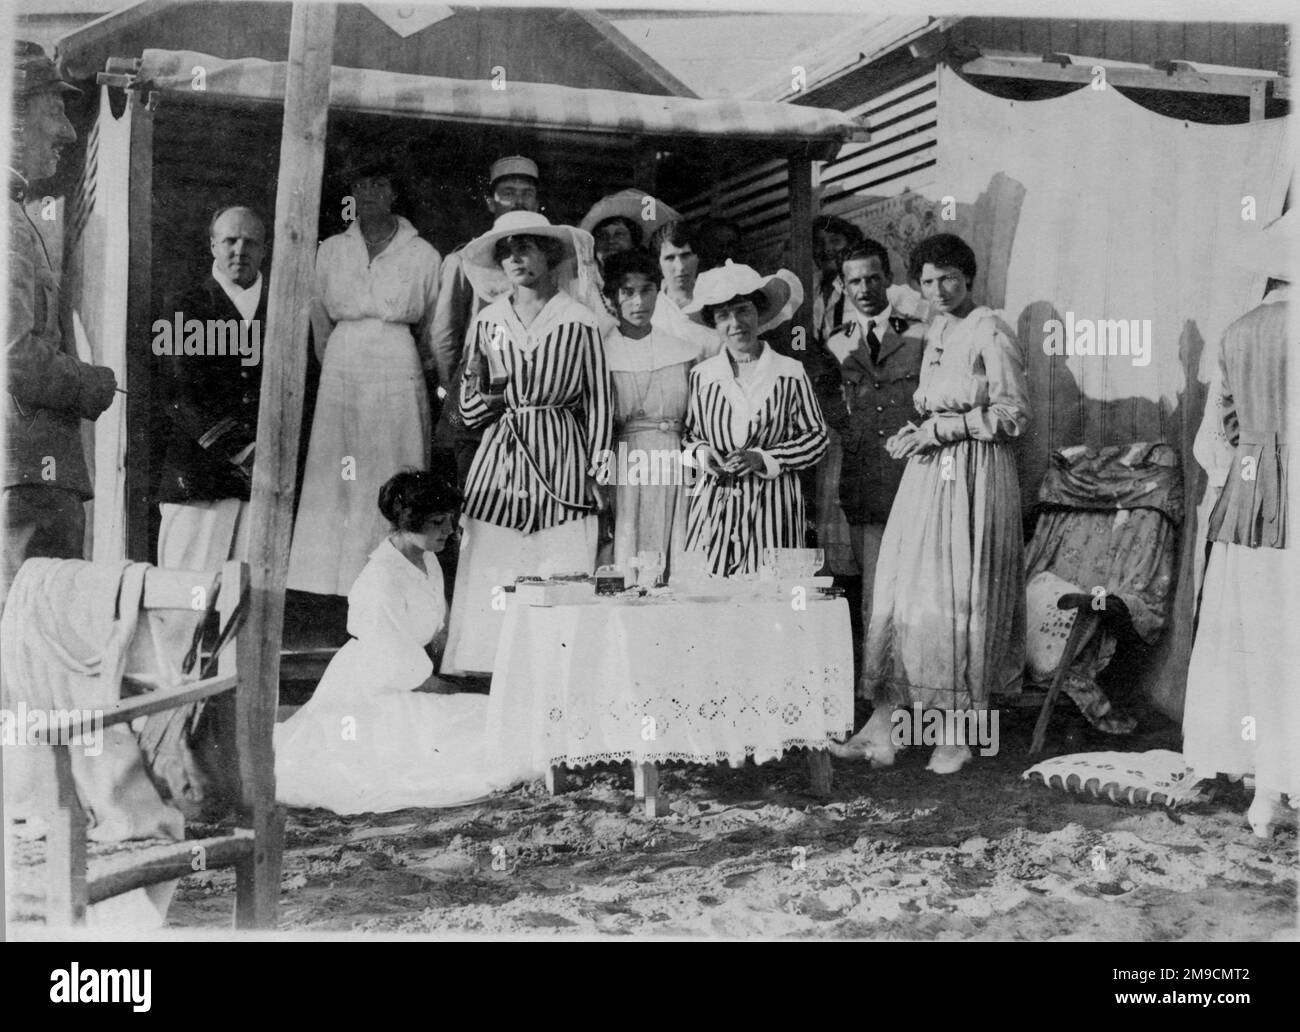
xmin=818 ymin=240 xmax=926 ymax=678
xmin=4 ymin=41 xmax=118 ymax=605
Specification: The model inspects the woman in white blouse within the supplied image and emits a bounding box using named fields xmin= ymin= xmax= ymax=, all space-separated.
xmin=287 ymin=154 xmax=442 ymax=596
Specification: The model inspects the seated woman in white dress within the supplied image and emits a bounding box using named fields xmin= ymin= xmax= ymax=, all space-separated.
xmin=275 ymin=470 xmax=533 ymax=814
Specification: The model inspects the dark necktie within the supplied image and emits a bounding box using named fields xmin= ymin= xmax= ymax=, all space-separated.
xmin=864 ymin=322 xmax=880 ymax=365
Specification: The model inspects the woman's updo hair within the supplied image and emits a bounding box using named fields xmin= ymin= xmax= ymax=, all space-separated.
xmin=601 ymin=248 xmax=661 ymax=303
xmin=908 ymin=232 xmax=977 ymax=288
xmin=378 ymin=469 xmax=461 ymax=532
xmin=701 ymin=289 xmax=769 ymax=329
xmin=492 ymin=233 xmax=567 ymax=270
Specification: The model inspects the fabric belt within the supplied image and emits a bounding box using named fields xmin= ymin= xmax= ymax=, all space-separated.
xmin=619 ymin=417 xmax=683 ymax=436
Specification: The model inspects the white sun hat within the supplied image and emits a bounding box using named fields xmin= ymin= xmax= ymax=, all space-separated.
xmin=461 ymin=210 xmax=601 ymax=307
xmin=579 ymin=189 xmax=682 ymax=242
xmin=462 ymin=210 xmax=591 ymax=274
xmin=683 ymin=259 xmax=805 ymax=332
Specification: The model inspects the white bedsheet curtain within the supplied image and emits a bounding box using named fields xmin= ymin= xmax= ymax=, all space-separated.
xmin=931 ymin=68 xmax=1291 ymax=719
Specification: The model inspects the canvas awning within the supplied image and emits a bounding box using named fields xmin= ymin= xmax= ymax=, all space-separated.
xmin=124 ymin=49 xmax=868 ymax=157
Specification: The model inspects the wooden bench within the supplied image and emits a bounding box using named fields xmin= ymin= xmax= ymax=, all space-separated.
xmin=27 ymin=560 xmax=284 ymax=927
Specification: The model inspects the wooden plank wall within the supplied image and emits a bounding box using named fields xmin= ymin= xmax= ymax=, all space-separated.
xmin=951 ymin=18 xmax=1288 ymax=72
xmin=60 ymin=3 xmax=678 ymax=93
xmin=674 ymin=70 xmax=941 ymax=272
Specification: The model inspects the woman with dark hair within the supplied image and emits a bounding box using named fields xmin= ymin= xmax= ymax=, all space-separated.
xmin=811 ymin=214 xmax=865 ymax=344
xmin=276 ymin=470 xmax=524 ymax=813
xmin=441 ymin=211 xmax=613 ymax=675
xmin=832 ymin=232 xmax=1030 ymax=774
xmin=649 ymin=220 xmax=720 ymax=358
xmin=681 ymin=261 xmax=826 ymax=575
xmin=287 ymin=153 xmax=441 ymax=597
xmin=599 ymin=249 xmax=699 ymax=570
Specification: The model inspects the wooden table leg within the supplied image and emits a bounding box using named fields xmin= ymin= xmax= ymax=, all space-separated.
xmin=633 ymin=761 xmax=661 ymax=817
xmin=545 ymin=764 xmax=568 ymax=795
xmin=808 ymin=748 xmax=833 ymax=798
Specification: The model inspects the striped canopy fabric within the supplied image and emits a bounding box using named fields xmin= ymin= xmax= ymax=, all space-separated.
xmin=136 ymin=49 xmax=867 ymax=152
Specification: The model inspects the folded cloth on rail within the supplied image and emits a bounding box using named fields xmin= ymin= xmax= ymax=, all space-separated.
xmin=1 ymin=558 xmax=184 ymax=843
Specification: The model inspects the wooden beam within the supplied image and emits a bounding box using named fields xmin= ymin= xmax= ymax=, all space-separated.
xmin=632 ymin=143 xmax=658 ymax=195
xmin=124 ymin=91 xmax=154 ymax=561
xmin=44 ymin=747 xmax=88 ymax=926
xmin=236 ymin=0 xmax=336 ymax=930
xmin=787 ymin=155 xmax=816 ymax=350
xmin=1249 ymin=79 xmax=1267 ymax=121
xmin=88 ymin=831 xmax=254 ymax=904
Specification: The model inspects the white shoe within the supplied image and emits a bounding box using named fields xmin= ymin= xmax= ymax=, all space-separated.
xmin=926 ymin=744 xmax=972 ymax=775
xmin=1248 ymin=790 xmax=1284 ymax=839
xmin=830 ymin=707 xmax=900 ymax=766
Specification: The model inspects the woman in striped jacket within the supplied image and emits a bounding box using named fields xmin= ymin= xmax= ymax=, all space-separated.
xmin=681 ymin=261 xmax=828 ymax=576
xmin=441 ymin=212 xmax=613 ymax=675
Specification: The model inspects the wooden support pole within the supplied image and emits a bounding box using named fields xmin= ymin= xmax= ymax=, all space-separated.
xmin=235 ymin=1 xmax=336 ymax=930
xmin=45 ymin=747 xmax=88 ymax=926
xmin=787 ymin=154 xmax=817 ymax=349
xmin=633 ymin=762 xmax=661 ymax=818
xmin=123 ymin=94 xmax=154 ymax=560
xmin=807 ymin=748 xmax=833 ymax=798
xmin=632 ymin=143 xmax=657 ymax=195
xmin=1248 ymin=80 xmax=1266 ymax=122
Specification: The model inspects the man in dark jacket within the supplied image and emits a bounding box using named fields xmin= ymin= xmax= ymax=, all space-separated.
xmin=154 ymin=205 xmax=268 ymax=572
xmin=816 ymin=240 xmax=926 ymax=667
xmin=3 ymin=41 xmax=118 ymax=605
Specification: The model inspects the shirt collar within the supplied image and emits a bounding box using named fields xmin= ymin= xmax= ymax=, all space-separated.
xmin=372 ymin=536 xmax=438 ymax=581
xmin=211 ymin=263 xmax=264 ymax=321
xmin=852 ymin=302 xmax=893 ymax=335
xmin=604 ymin=327 xmax=698 ymax=372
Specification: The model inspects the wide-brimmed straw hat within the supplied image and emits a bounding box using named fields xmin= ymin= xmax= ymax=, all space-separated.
xmin=683 ymin=259 xmax=804 ymax=332
xmin=462 ymin=211 xmax=591 ymax=275
xmin=579 ymin=189 xmax=681 ymax=241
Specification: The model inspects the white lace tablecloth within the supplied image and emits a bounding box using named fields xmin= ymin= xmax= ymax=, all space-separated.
xmin=484 ymin=597 xmax=854 ymax=770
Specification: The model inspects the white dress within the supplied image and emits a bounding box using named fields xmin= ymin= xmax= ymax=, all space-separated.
xmin=605 ymin=327 xmax=699 ymax=570
xmin=275 ymin=540 xmax=535 ymax=814
xmin=287 ymin=218 xmax=441 ymax=596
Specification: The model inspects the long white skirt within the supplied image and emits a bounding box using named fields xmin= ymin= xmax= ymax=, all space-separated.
xmin=442 ymin=515 xmax=599 ymax=675
xmin=1182 ymin=539 xmax=1300 ymax=796
xmin=287 ymin=320 xmax=430 ymax=596
xmin=274 ymin=638 xmax=536 ymax=814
